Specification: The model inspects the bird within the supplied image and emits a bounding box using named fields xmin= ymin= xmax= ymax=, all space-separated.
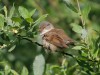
xmin=39 ymin=21 xmax=74 ymax=52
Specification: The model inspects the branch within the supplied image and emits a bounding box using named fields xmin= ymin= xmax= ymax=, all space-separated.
xmin=76 ymin=0 xmax=85 ymax=28
xmin=56 ymin=50 xmax=76 ymax=59
xmin=17 ymin=35 xmax=43 ymax=47
xmin=22 ymin=37 xmax=43 ymax=47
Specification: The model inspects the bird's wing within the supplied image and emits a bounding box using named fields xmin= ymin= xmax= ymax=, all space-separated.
xmin=54 ymin=29 xmax=74 ymax=44
xmin=43 ymin=32 xmax=68 ymax=48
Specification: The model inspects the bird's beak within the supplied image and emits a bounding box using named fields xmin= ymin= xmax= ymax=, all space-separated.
xmin=40 ymin=30 xmax=44 ymax=35
xmin=40 ymin=33 xmax=42 ymax=36
xmin=38 ymin=29 xmax=40 ymax=32
xmin=38 ymin=29 xmax=42 ymax=35
xmin=38 ymin=29 xmax=41 ymax=32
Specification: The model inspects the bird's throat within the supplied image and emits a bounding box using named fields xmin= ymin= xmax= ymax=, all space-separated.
xmin=40 ymin=28 xmax=54 ymax=35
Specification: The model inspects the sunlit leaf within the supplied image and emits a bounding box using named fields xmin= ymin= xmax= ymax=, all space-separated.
xmin=92 ymin=36 xmax=100 ymax=58
xmin=18 ymin=6 xmax=30 ymax=19
xmin=9 ymin=4 xmax=15 ymax=18
xmin=66 ymin=64 xmax=78 ymax=75
xmin=19 ymin=30 xmax=26 ymax=36
xmin=12 ymin=17 xmax=22 ymax=22
xmin=93 ymin=49 xmax=99 ymax=58
xmin=72 ymin=46 xmax=83 ymax=50
xmin=8 ymin=45 xmax=16 ymax=52
xmin=64 ymin=0 xmax=77 ymax=13
xmin=34 ymin=14 xmax=48 ymax=26
xmin=7 ymin=17 xmax=13 ymax=25
xmin=30 ymin=9 xmax=36 ymax=17
xmin=4 ymin=65 xmax=11 ymax=75
xmin=33 ymin=54 xmax=45 ymax=75
xmin=21 ymin=66 xmax=29 ymax=75
xmin=0 ymin=14 xmax=4 ymax=29
xmin=0 ymin=71 xmax=4 ymax=75
xmin=26 ymin=18 xmax=33 ymax=23
xmin=30 ymin=14 xmax=48 ymax=31
xmin=3 ymin=6 xmax=7 ymax=18
xmin=71 ymin=23 xmax=83 ymax=33
xmin=7 ymin=31 xmax=15 ymax=41
xmin=81 ymin=51 xmax=88 ymax=57
xmin=11 ymin=70 xmax=19 ymax=75
xmin=82 ymin=4 xmax=91 ymax=22
xmin=76 ymin=58 xmax=93 ymax=72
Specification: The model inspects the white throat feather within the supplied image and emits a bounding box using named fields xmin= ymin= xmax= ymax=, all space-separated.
xmin=40 ymin=28 xmax=54 ymax=35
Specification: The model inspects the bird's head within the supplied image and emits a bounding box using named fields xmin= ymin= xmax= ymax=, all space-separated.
xmin=39 ymin=21 xmax=54 ymax=35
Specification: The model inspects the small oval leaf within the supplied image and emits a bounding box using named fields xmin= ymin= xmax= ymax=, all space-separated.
xmin=21 ymin=66 xmax=29 ymax=75
xmin=72 ymin=46 xmax=83 ymax=50
xmin=64 ymin=0 xmax=77 ymax=13
xmin=18 ymin=6 xmax=30 ymax=19
xmin=34 ymin=14 xmax=48 ymax=26
xmin=0 ymin=15 xmax=4 ymax=29
xmin=11 ymin=70 xmax=19 ymax=75
xmin=71 ymin=23 xmax=83 ymax=33
xmin=9 ymin=4 xmax=15 ymax=18
xmin=8 ymin=45 xmax=16 ymax=52
xmin=3 ymin=6 xmax=7 ymax=18
xmin=30 ymin=9 xmax=36 ymax=17
xmin=33 ymin=54 xmax=45 ymax=75
xmin=82 ymin=4 xmax=91 ymax=22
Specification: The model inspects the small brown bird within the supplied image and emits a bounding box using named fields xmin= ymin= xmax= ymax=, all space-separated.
xmin=39 ymin=21 xmax=74 ymax=52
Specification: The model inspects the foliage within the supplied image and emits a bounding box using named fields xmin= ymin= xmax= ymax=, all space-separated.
xmin=0 ymin=0 xmax=100 ymax=75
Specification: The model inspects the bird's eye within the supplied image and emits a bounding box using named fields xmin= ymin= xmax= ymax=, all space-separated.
xmin=47 ymin=24 xmax=50 ymax=26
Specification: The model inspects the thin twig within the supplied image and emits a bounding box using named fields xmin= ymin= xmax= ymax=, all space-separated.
xmin=56 ymin=50 xmax=76 ymax=59
xmin=22 ymin=37 xmax=43 ymax=47
xmin=61 ymin=51 xmax=75 ymax=58
xmin=76 ymin=0 xmax=85 ymax=28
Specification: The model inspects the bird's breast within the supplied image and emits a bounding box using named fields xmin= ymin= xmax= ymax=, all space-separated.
xmin=43 ymin=39 xmax=57 ymax=52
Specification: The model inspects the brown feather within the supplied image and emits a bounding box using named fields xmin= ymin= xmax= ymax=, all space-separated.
xmin=43 ymin=30 xmax=68 ymax=48
xmin=45 ymin=29 xmax=74 ymax=45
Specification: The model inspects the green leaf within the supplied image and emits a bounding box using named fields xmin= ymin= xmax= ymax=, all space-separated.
xmin=76 ymin=58 xmax=93 ymax=72
xmin=64 ymin=0 xmax=77 ymax=13
xmin=82 ymin=4 xmax=91 ymax=22
xmin=7 ymin=31 xmax=15 ymax=41
xmin=9 ymin=4 xmax=15 ymax=18
xmin=33 ymin=14 xmax=48 ymax=27
xmin=72 ymin=46 xmax=83 ymax=50
xmin=3 ymin=6 xmax=7 ymax=18
xmin=12 ymin=17 xmax=22 ymax=22
xmin=8 ymin=45 xmax=16 ymax=52
xmin=93 ymin=49 xmax=99 ymax=58
xmin=19 ymin=30 xmax=26 ymax=36
xmin=18 ymin=6 xmax=30 ymax=19
xmin=30 ymin=9 xmax=36 ymax=17
xmin=81 ymin=51 xmax=88 ymax=57
xmin=92 ymin=36 xmax=100 ymax=58
xmin=26 ymin=18 xmax=33 ymax=23
xmin=0 ymin=71 xmax=4 ymax=75
xmin=0 ymin=14 xmax=4 ymax=29
xmin=4 ymin=65 xmax=11 ymax=75
xmin=21 ymin=66 xmax=29 ymax=75
xmin=71 ymin=23 xmax=83 ymax=33
xmin=10 ymin=70 xmax=19 ymax=75
xmin=7 ymin=17 xmax=13 ymax=25
xmin=33 ymin=54 xmax=45 ymax=75
xmin=29 ymin=14 xmax=48 ymax=32
xmin=66 ymin=64 xmax=78 ymax=75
